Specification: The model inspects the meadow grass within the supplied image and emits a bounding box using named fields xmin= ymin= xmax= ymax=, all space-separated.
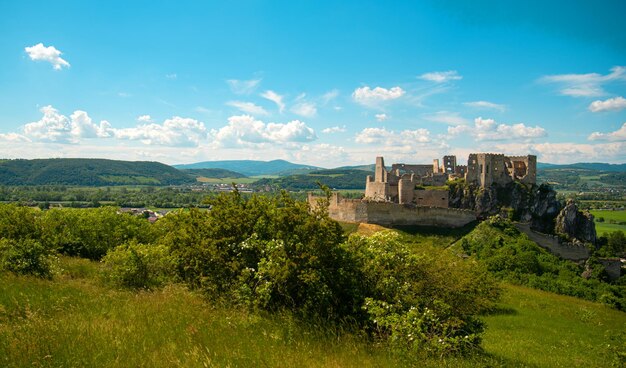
xmin=590 ymin=209 xmax=626 ymax=235
xmin=482 ymin=284 xmax=625 ymax=367
xmin=1 ymin=257 xmax=624 ymax=367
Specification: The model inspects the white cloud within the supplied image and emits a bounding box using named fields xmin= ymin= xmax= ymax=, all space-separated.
xmin=418 ymin=70 xmax=462 ymax=83
xmin=291 ymin=143 xmax=348 ymax=166
xmin=463 ymin=101 xmax=506 ymax=112
xmin=492 ymin=141 xmax=626 ymax=164
xmin=540 ymin=66 xmax=626 ymax=97
xmin=23 ymin=106 xmax=112 ymax=143
xmin=448 ymin=117 xmax=546 ymax=141
xmin=352 ymin=86 xmax=405 ymax=108
xmin=226 ymin=101 xmax=269 ymax=116
xmin=165 ymin=73 xmax=177 ymax=80
xmin=291 ymin=101 xmax=317 ymax=118
xmin=588 ymin=123 xmax=626 ymax=142
xmin=261 ymin=90 xmax=286 ymax=113
xmin=227 ymin=78 xmax=261 ymax=94
xmin=114 ymin=117 xmax=207 ymax=147
xmin=212 ymin=115 xmax=316 ymax=147
xmin=588 ymin=96 xmax=626 ymax=112
xmin=137 ymin=115 xmax=153 ymax=123
xmin=375 ymin=113 xmax=389 ymax=122
xmin=355 ymin=127 xmax=431 ymax=145
xmin=70 ymin=111 xmax=113 ymax=139
xmin=321 ymin=89 xmax=339 ymax=105
xmin=0 ymin=133 xmax=30 ymax=142
xmin=24 ymin=43 xmax=70 ymax=70
xmin=447 ymin=125 xmax=471 ymax=136
xmin=322 ymin=126 xmax=346 ymax=134
xmin=422 ymin=111 xmax=468 ymax=125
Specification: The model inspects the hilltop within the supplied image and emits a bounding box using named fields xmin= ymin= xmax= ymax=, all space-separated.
xmin=0 ymin=158 xmax=195 ymax=186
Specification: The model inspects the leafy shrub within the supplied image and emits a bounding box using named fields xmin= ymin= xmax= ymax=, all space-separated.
xmin=0 ymin=238 xmax=57 ymax=278
xmin=0 ymin=204 xmax=42 ymax=240
xmin=156 ymin=191 xmax=364 ymax=321
xmin=41 ymin=207 xmax=157 ymax=260
xmin=102 ymin=241 xmax=176 ymax=289
xmin=345 ymin=231 xmax=500 ymax=356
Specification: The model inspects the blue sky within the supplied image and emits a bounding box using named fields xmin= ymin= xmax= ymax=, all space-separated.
xmin=0 ymin=0 xmax=625 ymax=167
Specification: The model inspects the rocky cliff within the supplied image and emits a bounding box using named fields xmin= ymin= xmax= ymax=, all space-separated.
xmin=555 ymin=199 xmax=597 ymax=245
xmin=448 ymin=181 xmax=560 ymax=233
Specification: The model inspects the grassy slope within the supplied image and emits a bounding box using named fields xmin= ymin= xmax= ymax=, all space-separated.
xmin=0 ymin=259 xmax=395 ymax=368
xmin=483 ymin=284 xmax=625 ymax=367
xmin=2 ymin=261 xmax=624 ymax=367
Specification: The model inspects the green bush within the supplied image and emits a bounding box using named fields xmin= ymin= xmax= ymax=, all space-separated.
xmin=345 ymin=231 xmax=500 ymax=356
xmin=0 ymin=238 xmax=57 ymax=278
xmin=41 ymin=207 xmax=156 ymax=260
xmin=102 ymin=241 xmax=176 ymax=289
xmin=156 ymin=191 xmax=364 ymax=321
xmin=0 ymin=204 xmax=42 ymax=240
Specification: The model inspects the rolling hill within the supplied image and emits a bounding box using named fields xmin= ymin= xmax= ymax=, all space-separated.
xmin=174 ymin=159 xmax=323 ymax=176
xmin=537 ymin=162 xmax=626 ymax=171
xmin=180 ymin=168 xmax=247 ymax=179
xmin=0 ymin=158 xmax=195 ymax=186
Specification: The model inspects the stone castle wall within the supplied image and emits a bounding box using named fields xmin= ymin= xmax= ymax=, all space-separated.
xmin=414 ymin=189 xmax=448 ymax=207
xmin=514 ymin=223 xmax=590 ymax=261
xmin=309 ymin=193 xmax=475 ymax=228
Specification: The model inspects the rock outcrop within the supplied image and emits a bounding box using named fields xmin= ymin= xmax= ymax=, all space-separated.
xmin=449 ymin=181 xmax=560 ymax=233
xmin=555 ymin=199 xmax=596 ymax=245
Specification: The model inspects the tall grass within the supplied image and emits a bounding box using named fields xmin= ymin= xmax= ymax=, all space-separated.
xmin=1 ymin=257 xmax=624 ymax=367
xmin=483 ymin=284 xmax=626 ymax=367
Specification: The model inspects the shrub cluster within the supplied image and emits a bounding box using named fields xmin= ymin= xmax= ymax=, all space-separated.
xmin=0 ymin=195 xmax=501 ymax=356
xmin=126 ymin=191 xmax=499 ymax=355
xmin=101 ymin=241 xmax=175 ymax=289
xmin=0 ymin=204 xmax=156 ymax=278
xmin=460 ymin=216 xmax=625 ymax=310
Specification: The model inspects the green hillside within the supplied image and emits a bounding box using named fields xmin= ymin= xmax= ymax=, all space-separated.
xmin=0 ymin=158 xmax=194 ymax=186
xmin=181 ymin=168 xmax=247 ymax=179
xmin=253 ymin=168 xmax=373 ymax=190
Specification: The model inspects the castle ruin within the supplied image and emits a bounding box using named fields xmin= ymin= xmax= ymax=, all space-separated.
xmin=309 ymin=152 xmax=536 ymax=228
xmin=465 ymin=153 xmax=536 ymax=187
xmin=365 ymin=153 xmax=536 ymax=206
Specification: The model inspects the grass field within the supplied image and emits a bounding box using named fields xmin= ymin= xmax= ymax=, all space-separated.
xmin=196 ymin=177 xmax=259 ymax=184
xmin=482 ymin=284 xmax=625 ymax=367
xmin=591 ymin=209 xmax=626 ymax=236
xmin=1 ymin=257 xmax=623 ymax=367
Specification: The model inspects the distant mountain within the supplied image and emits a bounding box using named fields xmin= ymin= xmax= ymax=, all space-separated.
xmin=538 ymin=162 xmax=626 ymax=172
xmin=174 ymin=159 xmax=323 ymax=176
xmin=536 ymin=162 xmax=558 ymax=169
xmin=334 ymin=164 xmax=376 ymax=171
xmin=180 ymin=168 xmax=247 ymax=179
xmin=0 ymin=158 xmax=195 ymax=186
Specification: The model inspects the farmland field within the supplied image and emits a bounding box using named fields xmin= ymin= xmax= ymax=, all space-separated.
xmin=591 ymin=209 xmax=626 ymax=235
